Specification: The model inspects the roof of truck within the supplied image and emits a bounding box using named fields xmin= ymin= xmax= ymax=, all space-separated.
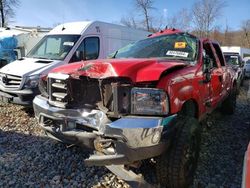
xmin=148 ymin=28 xmax=197 ymax=39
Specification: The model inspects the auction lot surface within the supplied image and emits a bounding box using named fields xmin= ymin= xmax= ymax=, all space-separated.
xmin=0 ymin=80 xmax=250 ymax=188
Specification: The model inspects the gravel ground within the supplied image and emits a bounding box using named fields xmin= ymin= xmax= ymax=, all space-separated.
xmin=0 ymin=79 xmax=249 ymax=188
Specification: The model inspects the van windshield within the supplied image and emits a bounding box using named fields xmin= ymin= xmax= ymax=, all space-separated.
xmin=27 ymin=35 xmax=80 ymax=61
xmin=113 ymin=33 xmax=198 ymax=61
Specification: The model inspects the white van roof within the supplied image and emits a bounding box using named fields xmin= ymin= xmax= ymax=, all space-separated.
xmin=48 ymin=21 xmax=93 ymax=35
xmin=48 ymin=21 xmax=151 ymax=38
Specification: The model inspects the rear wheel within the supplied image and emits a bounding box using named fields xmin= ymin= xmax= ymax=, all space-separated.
xmin=221 ymin=85 xmax=237 ymax=115
xmin=155 ymin=116 xmax=201 ymax=188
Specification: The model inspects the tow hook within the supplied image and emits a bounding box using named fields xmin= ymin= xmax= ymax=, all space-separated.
xmin=94 ymin=138 xmax=115 ymax=154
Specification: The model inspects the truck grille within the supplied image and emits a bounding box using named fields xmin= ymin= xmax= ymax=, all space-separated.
xmin=48 ymin=73 xmax=132 ymax=114
xmin=48 ymin=73 xmax=69 ymax=108
xmin=0 ymin=73 xmax=22 ymax=88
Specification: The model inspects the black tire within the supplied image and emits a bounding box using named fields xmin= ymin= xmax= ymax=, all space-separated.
xmin=155 ymin=116 xmax=201 ymax=188
xmin=221 ymin=85 xmax=237 ymax=115
xmin=240 ymin=77 xmax=244 ymax=86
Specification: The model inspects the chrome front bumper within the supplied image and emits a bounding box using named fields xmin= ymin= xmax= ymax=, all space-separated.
xmin=33 ymin=95 xmax=177 ymax=163
xmin=33 ymin=95 xmax=109 ymax=147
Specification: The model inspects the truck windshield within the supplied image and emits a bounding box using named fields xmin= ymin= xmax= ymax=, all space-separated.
xmin=114 ymin=33 xmax=198 ymax=61
xmin=27 ymin=35 xmax=80 ymax=61
xmin=224 ymin=54 xmax=239 ymax=65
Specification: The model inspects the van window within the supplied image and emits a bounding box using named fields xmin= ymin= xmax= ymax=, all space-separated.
xmin=27 ymin=35 xmax=80 ymax=61
xmin=70 ymin=37 xmax=99 ymax=63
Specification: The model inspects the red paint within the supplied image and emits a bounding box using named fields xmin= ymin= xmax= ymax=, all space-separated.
xmin=51 ymin=29 xmax=236 ymax=120
xmin=51 ymin=58 xmax=187 ymax=82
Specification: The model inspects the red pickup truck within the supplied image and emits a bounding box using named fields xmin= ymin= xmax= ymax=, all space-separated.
xmin=33 ymin=29 xmax=237 ymax=187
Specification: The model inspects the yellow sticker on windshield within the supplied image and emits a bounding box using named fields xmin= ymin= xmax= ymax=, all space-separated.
xmin=174 ymin=42 xmax=187 ymax=48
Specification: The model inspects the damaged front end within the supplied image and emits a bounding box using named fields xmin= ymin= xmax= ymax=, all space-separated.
xmin=33 ymin=71 xmax=177 ymax=162
xmin=86 ymin=115 xmax=177 ymax=166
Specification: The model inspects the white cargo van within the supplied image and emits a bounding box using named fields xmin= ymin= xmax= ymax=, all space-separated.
xmin=0 ymin=21 xmax=150 ymax=105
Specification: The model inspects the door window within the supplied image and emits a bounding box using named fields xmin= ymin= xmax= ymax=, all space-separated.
xmin=70 ymin=37 xmax=99 ymax=62
xmin=212 ymin=43 xmax=225 ymax=66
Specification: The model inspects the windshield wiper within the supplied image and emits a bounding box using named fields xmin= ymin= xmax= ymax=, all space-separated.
xmin=112 ymin=50 xmax=118 ymax=58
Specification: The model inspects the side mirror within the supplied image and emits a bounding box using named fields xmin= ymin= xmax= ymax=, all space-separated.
xmin=203 ymin=55 xmax=212 ymax=82
xmin=241 ymin=61 xmax=245 ymax=67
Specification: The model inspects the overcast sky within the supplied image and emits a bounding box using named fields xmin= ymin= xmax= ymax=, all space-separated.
xmin=12 ymin=0 xmax=250 ymax=31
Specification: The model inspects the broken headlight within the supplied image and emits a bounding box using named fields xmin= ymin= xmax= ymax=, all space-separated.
xmin=131 ymin=88 xmax=169 ymax=115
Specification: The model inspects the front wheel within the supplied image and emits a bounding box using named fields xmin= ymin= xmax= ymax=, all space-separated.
xmin=155 ymin=116 xmax=201 ymax=188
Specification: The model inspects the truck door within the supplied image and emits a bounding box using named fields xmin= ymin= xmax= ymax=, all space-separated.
xmin=203 ymin=41 xmax=224 ymax=108
xmin=211 ymin=42 xmax=230 ymax=99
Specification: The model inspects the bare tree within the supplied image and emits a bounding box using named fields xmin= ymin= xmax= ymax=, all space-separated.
xmin=223 ymin=24 xmax=234 ymax=46
xmin=241 ymin=19 xmax=250 ymax=48
xmin=120 ymin=0 xmax=164 ymax=32
xmin=134 ymin=0 xmax=155 ymax=31
xmin=0 ymin=0 xmax=19 ymax=27
xmin=192 ymin=0 xmax=226 ymax=37
xmin=120 ymin=15 xmax=138 ymax=29
xmin=167 ymin=8 xmax=192 ymax=31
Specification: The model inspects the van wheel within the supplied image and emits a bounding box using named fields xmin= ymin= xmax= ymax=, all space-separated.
xmin=155 ymin=116 xmax=201 ymax=188
xmin=221 ymin=85 xmax=237 ymax=115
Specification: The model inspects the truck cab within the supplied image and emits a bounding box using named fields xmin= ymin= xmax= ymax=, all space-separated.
xmin=0 ymin=21 xmax=150 ymax=105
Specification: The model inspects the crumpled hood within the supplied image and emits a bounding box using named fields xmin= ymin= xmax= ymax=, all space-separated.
xmin=51 ymin=58 xmax=188 ymax=82
xmin=0 ymin=58 xmax=60 ymax=77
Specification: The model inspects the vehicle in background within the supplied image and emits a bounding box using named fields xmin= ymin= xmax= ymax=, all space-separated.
xmin=243 ymin=58 xmax=250 ymax=78
xmin=0 ymin=21 xmax=150 ymax=105
xmin=223 ymin=52 xmax=244 ymax=91
xmin=0 ymin=26 xmax=49 ymax=68
xmin=221 ymin=46 xmax=250 ymax=59
xmin=33 ymin=29 xmax=237 ymax=188
xmin=242 ymin=142 xmax=250 ymax=188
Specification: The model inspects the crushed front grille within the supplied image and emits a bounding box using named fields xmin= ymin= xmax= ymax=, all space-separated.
xmin=48 ymin=73 xmax=132 ymax=114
